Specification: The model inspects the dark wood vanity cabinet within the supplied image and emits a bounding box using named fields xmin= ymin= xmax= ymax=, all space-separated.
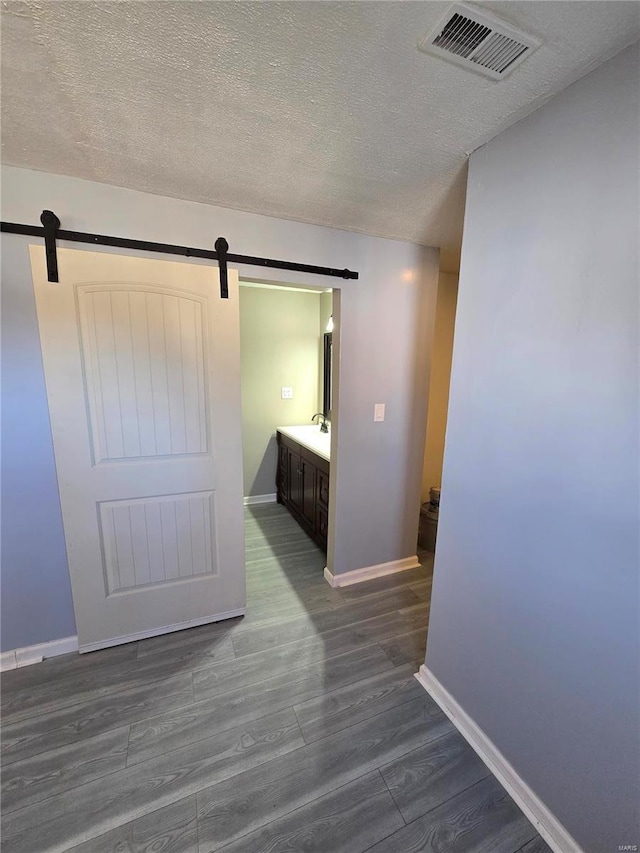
xmin=277 ymin=431 xmax=329 ymax=551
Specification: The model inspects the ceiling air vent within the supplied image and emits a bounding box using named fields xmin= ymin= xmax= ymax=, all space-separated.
xmin=418 ymin=3 xmax=541 ymax=80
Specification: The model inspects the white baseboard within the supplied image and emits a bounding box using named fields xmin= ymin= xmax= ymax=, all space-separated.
xmin=1 ymin=609 xmax=246 ymax=666
xmin=0 ymin=651 xmax=16 ymax=671
xmin=324 ymin=555 xmax=420 ymax=588
xmin=78 ymin=609 xmax=245 ymax=653
xmin=243 ymin=494 xmax=277 ymax=506
xmin=1 ymin=635 xmax=78 ymax=671
xmin=414 ymin=665 xmax=585 ymax=853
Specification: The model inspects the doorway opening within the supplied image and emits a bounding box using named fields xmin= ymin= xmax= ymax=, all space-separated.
xmin=418 ymin=271 xmax=459 ymax=560
xmin=238 ymin=279 xmax=336 ymax=620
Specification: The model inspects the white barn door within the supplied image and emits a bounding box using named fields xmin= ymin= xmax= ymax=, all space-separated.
xmin=30 ymin=246 xmax=245 ymax=652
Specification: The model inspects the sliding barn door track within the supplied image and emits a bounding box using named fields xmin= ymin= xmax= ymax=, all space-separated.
xmin=1 ymin=210 xmax=359 ymax=298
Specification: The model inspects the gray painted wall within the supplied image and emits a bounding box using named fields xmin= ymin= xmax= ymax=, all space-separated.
xmin=1 ymin=238 xmax=78 ymax=648
xmin=0 ymin=166 xmax=438 ymax=652
xmin=425 ymin=45 xmax=639 ymax=853
xmin=240 ymin=285 xmax=322 ymax=497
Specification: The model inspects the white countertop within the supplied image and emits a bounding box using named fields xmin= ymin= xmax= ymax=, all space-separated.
xmin=277 ymin=425 xmax=331 ymax=462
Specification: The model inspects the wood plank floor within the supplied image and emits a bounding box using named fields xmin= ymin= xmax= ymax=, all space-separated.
xmin=1 ymin=504 xmax=551 ymax=853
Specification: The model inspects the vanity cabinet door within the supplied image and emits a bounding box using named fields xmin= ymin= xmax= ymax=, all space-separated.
xmin=317 ymin=469 xmax=330 ymax=510
xmin=317 ymin=505 xmax=329 ymax=547
xmin=287 ymin=446 xmax=302 ymax=510
xmin=300 ymin=457 xmax=317 ymax=528
xmin=277 ymin=440 xmax=288 ymax=502
xmin=315 ymin=462 xmax=330 ymax=550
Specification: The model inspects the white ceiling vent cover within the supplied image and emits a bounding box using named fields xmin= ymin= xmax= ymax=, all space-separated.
xmin=418 ymin=3 xmax=541 ymax=80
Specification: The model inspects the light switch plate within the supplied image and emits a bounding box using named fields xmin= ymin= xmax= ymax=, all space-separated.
xmin=281 ymin=387 xmax=293 ymax=399
xmin=374 ymin=403 xmax=385 ymax=422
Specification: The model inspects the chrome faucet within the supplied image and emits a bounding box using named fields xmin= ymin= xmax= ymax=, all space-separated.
xmin=311 ymin=413 xmax=329 ymax=433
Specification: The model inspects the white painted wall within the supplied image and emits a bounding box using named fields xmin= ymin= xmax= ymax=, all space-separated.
xmin=425 ymin=44 xmax=639 ymax=853
xmin=0 ymin=166 xmax=438 ymax=652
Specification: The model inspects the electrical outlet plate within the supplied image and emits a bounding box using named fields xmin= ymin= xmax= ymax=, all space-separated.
xmin=281 ymin=387 xmax=293 ymax=399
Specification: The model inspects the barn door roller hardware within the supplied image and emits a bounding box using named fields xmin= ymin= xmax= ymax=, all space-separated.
xmin=1 ymin=210 xmax=359 ymax=297
xmin=40 ymin=210 xmax=61 ymax=283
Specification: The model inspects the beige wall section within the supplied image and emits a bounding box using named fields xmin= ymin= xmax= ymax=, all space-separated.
xmin=240 ymin=285 xmax=322 ymax=497
xmin=422 ymin=272 xmax=458 ymax=502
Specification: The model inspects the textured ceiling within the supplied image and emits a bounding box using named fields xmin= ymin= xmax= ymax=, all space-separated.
xmin=2 ymin=1 xmax=639 ymax=270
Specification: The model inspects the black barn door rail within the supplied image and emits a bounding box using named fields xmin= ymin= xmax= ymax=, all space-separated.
xmin=1 ymin=210 xmax=359 ymax=298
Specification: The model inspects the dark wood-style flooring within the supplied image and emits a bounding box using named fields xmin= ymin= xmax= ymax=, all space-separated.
xmin=1 ymin=504 xmax=551 ymax=852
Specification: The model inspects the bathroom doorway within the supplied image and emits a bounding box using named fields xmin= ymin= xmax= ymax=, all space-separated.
xmin=238 ymin=279 xmax=336 ymax=619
